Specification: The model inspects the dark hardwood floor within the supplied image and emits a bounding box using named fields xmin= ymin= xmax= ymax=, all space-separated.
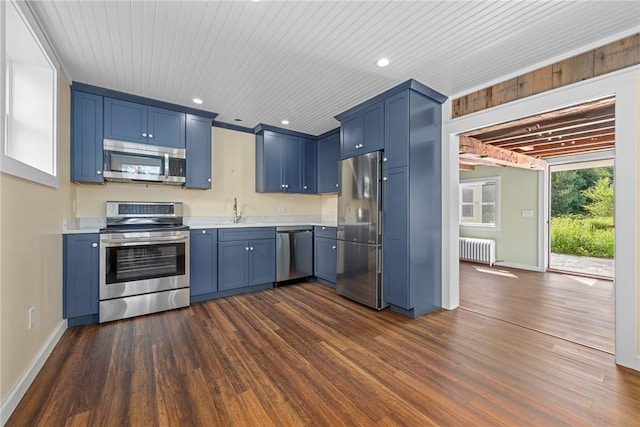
xmin=460 ymin=261 xmax=615 ymax=353
xmin=9 ymin=282 xmax=639 ymax=426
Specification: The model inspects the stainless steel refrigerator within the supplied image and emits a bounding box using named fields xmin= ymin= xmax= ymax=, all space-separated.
xmin=337 ymin=151 xmax=385 ymax=310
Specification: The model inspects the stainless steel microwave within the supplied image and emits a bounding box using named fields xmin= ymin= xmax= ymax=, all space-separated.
xmin=103 ymin=139 xmax=186 ymax=185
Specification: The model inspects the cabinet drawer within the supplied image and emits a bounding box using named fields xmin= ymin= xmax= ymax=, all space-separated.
xmin=314 ymin=226 xmax=337 ymax=239
xmin=218 ymin=227 xmax=276 ymax=241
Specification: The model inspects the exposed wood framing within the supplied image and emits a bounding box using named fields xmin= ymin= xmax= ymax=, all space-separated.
xmin=458 ymin=162 xmax=476 ymax=171
xmin=459 ymin=135 xmax=546 ymax=170
xmin=452 ymin=33 xmax=640 ymax=117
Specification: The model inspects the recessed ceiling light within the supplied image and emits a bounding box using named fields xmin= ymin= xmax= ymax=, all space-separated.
xmin=376 ymin=57 xmax=390 ymax=68
xmin=192 ymin=98 xmax=203 ymax=105
xmin=281 ymin=120 xmax=290 ymax=125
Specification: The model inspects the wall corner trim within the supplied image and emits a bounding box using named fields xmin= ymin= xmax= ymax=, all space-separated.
xmin=0 ymin=319 xmax=67 ymax=425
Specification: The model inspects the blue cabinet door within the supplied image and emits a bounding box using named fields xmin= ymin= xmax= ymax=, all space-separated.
xmin=340 ymin=113 xmax=362 ymax=159
xmin=262 ymin=131 xmax=285 ymax=192
xmin=148 ymin=106 xmax=186 ymax=148
xmin=314 ymin=237 xmax=337 ymax=283
xmin=185 ymin=114 xmax=212 ymax=189
xmin=103 ymin=98 xmax=148 ymax=144
xmin=218 ymin=241 xmax=249 ymax=290
xmin=190 ymin=229 xmax=217 ymax=296
xmin=63 ymin=234 xmax=99 ymax=318
xmin=384 ymin=91 xmax=410 ymax=169
xmin=302 ymin=138 xmax=317 ymax=193
xmin=249 ymin=239 xmax=276 ymax=286
xmin=383 ymin=166 xmax=410 ymax=308
xmin=71 ymin=91 xmax=104 ymax=183
xmin=318 ymin=132 xmax=340 ymax=193
xmin=282 ymin=135 xmax=302 ymax=193
xmin=362 ymin=102 xmax=384 ymax=152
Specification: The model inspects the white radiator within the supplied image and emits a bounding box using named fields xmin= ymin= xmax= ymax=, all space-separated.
xmin=459 ymin=237 xmax=496 ymax=266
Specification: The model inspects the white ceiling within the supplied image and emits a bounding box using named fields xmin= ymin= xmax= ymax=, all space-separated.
xmin=28 ymin=0 xmax=640 ymax=136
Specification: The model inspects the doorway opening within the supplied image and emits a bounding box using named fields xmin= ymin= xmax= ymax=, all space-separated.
xmin=457 ymin=96 xmax=616 ymax=354
xmin=549 ymin=161 xmax=615 ymax=279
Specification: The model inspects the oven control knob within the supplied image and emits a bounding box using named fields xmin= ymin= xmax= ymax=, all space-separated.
xmin=91 ymin=243 xmax=98 ymax=248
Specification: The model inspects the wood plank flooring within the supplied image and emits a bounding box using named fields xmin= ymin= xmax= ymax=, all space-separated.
xmin=9 ymin=282 xmax=639 ymax=426
xmin=460 ymin=261 xmax=615 ymax=353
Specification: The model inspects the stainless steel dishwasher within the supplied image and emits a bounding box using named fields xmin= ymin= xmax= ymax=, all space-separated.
xmin=276 ymin=226 xmax=313 ymax=282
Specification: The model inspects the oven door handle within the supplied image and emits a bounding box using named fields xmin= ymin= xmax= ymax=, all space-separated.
xmin=101 ymin=235 xmax=189 ymax=245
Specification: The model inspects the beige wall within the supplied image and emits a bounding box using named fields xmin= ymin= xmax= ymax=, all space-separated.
xmin=459 ymin=165 xmax=539 ymax=267
xmin=75 ymin=127 xmax=323 ymax=218
xmin=0 ymin=73 xmax=74 ymax=402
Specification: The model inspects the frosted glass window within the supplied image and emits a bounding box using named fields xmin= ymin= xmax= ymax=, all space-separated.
xmin=2 ymin=0 xmax=58 ymax=186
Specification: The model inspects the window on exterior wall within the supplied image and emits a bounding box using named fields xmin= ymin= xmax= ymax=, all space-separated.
xmin=1 ymin=0 xmax=58 ymax=187
xmin=459 ymin=177 xmax=500 ymax=229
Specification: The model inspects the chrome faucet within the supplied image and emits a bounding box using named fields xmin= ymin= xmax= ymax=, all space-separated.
xmin=233 ymin=197 xmax=242 ymax=223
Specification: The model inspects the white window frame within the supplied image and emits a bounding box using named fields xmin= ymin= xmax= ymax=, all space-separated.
xmin=459 ymin=176 xmax=500 ymax=230
xmin=1 ymin=0 xmax=59 ymax=188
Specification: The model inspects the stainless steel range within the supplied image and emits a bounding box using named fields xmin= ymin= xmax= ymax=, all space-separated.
xmin=99 ymin=201 xmax=190 ymax=322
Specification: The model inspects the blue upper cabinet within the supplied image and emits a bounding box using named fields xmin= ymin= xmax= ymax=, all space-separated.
xmin=104 ymin=98 xmax=148 ymax=144
xmin=317 ymin=131 xmax=340 ymax=193
xmin=384 ymin=91 xmax=410 ymax=169
xmin=104 ymin=97 xmax=186 ymax=148
xmin=71 ymin=91 xmax=104 ymax=183
xmin=256 ymin=129 xmax=305 ymax=193
xmin=339 ymin=101 xmax=384 ymax=159
xmin=302 ymin=138 xmax=317 ymax=194
xmin=148 ymin=106 xmax=186 ymax=148
xmin=185 ymin=114 xmax=212 ymax=189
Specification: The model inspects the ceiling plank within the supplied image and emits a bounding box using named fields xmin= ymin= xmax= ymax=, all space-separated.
xmin=459 ymin=135 xmax=546 ymax=170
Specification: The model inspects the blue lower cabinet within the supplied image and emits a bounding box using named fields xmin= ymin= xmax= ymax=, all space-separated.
xmin=190 ymin=229 xmax=218 ymax=297
xmin=314 ymin=237 xmax=337 ymax=283
xmin=218 ymin=227 xmax=276 ymax=291
xmin=218 ymin=241 xmax=250 ymax=291
xmin=248 ymin=239 xmax=276 ymax=285
xmin=63 ymin=234 xmax=99 ymax=322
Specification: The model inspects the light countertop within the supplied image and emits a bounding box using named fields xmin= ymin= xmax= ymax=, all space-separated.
xmin=62 ymin=216 xmax=337 ymax=234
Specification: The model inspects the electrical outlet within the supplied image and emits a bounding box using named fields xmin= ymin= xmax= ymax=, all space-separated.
xmin=28 ymin=307 xmax=35 ymax=329
xmin=277 ymin=205 xmax=286 ymax=213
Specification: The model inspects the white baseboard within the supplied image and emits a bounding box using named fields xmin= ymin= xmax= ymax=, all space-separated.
xmin=0 ymin=319 xmax=67 ymax=426
xmin=494 ymin=261 xmax=544 ymax=272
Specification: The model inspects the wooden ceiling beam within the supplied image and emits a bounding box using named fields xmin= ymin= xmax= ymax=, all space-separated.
xmin=459 ymin=135 xmax=546 ymax=170
xmin=532 ymin=140 xmax=614 ymax=157
xmin=476 ymin=116 xmax=615 ymax=142
xmin=490 ymin=129 xmax=616 ymax=150
xmin=459 ymin=163 xmax=476 ymax=171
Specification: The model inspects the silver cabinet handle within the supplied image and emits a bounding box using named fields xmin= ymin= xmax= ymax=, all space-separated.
xmin=91 ymin=243 xmax=98 ymax=248
xmin=250 ymin=247 xmax=254 ymax=251
xmin=322 ymin=226 xmax=326 ymax=230
xmin=383 ymin=157 xmax=388 ymax=162
xmin=245 ymin=247 xmax=249 ymax=251
xmin=96 ymin=170 xmax=102 ymax=175
xmin=336 ymin=183 xmax=339 ymax=187
xmin=332 ymin=245 xmax=336 ymax=250
xmin=148 ymin=134 xmax=153 ymax=138
xmin=142 ymin=133 xmax=147 ymax=137
xmin=207 ymin=178 xmax=212 ymax=182
xmin=281 ymin=184 xmax=285 ymax=188
xmin=284 ymin=184 xmax=289 ymax=188
xmin=303 ymin=185 xmax=308 ymax=190
xmin=201 ymin=230 xmax=206 ymax=234
xmin=382 ymin=177 xmax=388 ymax=181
